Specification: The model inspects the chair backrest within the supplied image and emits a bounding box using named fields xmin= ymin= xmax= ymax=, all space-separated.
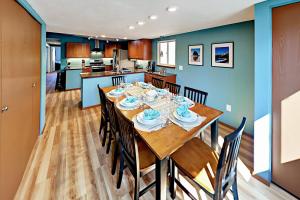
xmin=165 ymin=82 xmax=181 ymax=95
xmin=112 ymin=76 xmax=125 ymax=86
xmin=114 ymin=106 xmax=139 ymax=167
xmin=105 ymin=98 xmax=119 ymax=135
xmin=152 ymin=77 xmax=164 ymax=89
xmin=184 ymin=86 xmax=208 ymax=105
xmin=214 ymin=117 xmax=246 ymax=199
xmin=98 ymin=84 xmax=108 ymax=118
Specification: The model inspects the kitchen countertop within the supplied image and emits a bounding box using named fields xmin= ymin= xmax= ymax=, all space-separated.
xmin=80 ymin=69 xmax=177 ymax=79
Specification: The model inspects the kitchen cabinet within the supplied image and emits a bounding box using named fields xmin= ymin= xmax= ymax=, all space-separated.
xmin=104 ymin=43 xmax=120 ymax=58
xmin=66 ymin=42 xmax=90 ymax=58
xmin=144 ymin=72 xmax=176 ymax=85
xmin=128 ymin=39 xmax=152 ymax=60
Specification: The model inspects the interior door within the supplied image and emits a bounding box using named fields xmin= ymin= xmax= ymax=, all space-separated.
xmin=0 ymin=0 xmax=41 ymax=199
xmin=272 ymin=2 xmax=300 ymax=198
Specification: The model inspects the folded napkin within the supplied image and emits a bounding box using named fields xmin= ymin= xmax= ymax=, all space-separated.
xmin=175 ymin=96 xmax=187 ymax=102
xmin=143 ymin=109 xmax=160 ymax=120
xmin=146 ymin=90 xmax=158 ymax=97
xmin=125 ymin=96 xmax=137 ymax=103
xmin=114 ymin=88 xmax=124 ymax=93
xmin=176 ymin=104 xmax=191 ymax=118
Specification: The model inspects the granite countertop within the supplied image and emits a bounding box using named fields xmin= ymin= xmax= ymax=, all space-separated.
xmin=80 ymin=69 xmax=177 ymax=79
xmin=80 ymin=69 xmax=146 ymax=79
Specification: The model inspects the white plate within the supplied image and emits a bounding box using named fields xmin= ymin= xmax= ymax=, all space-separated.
xmin=175 ymin=96 xmax=195 ymax=108
xmin=120 ymin=98 xmax=139 ymax=107
xmin=110 ymin=89 xmax=125 ymax=96
xmin=173 ymin=110 xmax=197 ymax=123
xmin=136 ymin=112 xmax=160 ymax=125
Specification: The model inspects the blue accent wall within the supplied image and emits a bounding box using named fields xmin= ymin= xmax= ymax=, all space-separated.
xmin=46 ymin=32 xmax=106 ymax=69
xmin=17 ymin=0 xmax=47 ymax=134
xmin=254 ymin=0 xmax=300 ymax=182
xmin=152 ymin=21 xmax=254 ymax=134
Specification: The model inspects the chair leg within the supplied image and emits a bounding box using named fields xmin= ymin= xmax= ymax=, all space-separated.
xmin=170 ymin=160 xmax=176 ymax=199
xmin=134 ymin=176 xmax=140 ymax=200
xmin=117 ymin=148 xmax=124 ymax=189
xmin=232 ymin=173 xmax=239 ymax=200
xmin=111 ymin=140 xmax=119 ymax=175
xmin=101 ymin=121 xmax=107 ymax=147
xmin=106 ymin=132 xmax=113 ymax=154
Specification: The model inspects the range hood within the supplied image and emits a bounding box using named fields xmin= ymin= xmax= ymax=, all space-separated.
xmin=91 ymin=39 xmax=102 ymax=52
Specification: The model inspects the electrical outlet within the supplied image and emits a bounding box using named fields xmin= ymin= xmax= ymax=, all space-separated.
xmin=226 ymin=104 xmax=232 ymax=112
xmin=178 ymin=65 xmax=183 ymax=70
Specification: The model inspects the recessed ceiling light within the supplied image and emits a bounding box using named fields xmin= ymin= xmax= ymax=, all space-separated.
xmin=137 ymin=21 xmax=145 ymax=26
xmin=149 ymin=15 xmax=158 ymax=20
xmin=123 ymin=37 xmax=127 ymax=40
xmin=167 ymin=6 xmax=177 ymax=12
xmin=116 ymin=38 xmax=119 ymax=41
xmin=101 ymin=35 xmax=106 ymax=38
xmin=129 ymin=26 xmax=135 ymax=30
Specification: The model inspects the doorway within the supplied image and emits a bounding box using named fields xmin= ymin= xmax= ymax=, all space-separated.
xmin=272 ymin=2 xmax=300 ymax=198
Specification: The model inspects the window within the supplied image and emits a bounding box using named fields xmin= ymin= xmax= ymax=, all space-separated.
xmin=157 ymin=40 xmax=176 ymax=67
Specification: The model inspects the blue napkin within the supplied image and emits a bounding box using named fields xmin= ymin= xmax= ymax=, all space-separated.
xmin=176 ymin=104 xmax=191 ymax=118
xmin=143 ymin=109 xmax=160 ymax=120
xmin=114 ymin=88 xmax=124 ymax=93
xmin=156 ymin=89 xmax=166 ymax=95
xmin=176 ymin=96 xmax=186 ymax=102
xmin=125 ymin=96 xmax=137 ymax=103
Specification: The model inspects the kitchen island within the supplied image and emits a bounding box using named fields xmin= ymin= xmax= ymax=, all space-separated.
xmin=81 ymin=70 xmax=145 ymax=108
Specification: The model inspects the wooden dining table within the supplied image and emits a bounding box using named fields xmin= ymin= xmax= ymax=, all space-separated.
xmin=102 ymin=85 xmax=223 ymax=200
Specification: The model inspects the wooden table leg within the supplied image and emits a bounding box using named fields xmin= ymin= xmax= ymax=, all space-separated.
xmin=155 ymin=157 xmax=168 ymax=200
xmin=211 ymin=119 xmax=219 ymax=150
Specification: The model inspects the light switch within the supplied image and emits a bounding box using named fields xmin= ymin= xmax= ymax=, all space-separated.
xmin=226 ymin=104 xmax=232 ymax=112
xmin=178 ymin=65 xmax=183 ymax=70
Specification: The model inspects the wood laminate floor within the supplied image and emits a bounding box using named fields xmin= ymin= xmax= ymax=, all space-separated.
xmin=14 ymin=72 xmax=296 ymax=200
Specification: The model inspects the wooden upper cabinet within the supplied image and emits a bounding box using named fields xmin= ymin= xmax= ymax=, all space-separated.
xmin=104 ymin=43 xmax=120 ymax=58
xmin=66 ymin=42 xmax=90 ymax=58
xmin=128 ymin=39 xmax=152 ymax=60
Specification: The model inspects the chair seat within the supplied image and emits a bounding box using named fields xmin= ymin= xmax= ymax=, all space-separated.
xmin=171 ymin=138 xmax=219 ymax=194
xmin=137 ymin=139 xmax=156 ymax=171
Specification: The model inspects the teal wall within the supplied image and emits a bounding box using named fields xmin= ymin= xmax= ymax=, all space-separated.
xmin=152 ymin=21 xmax=254 ymax=134
xmin=17 ymin=0 xmax=46 ymax=134
xmin=46 ymin=32 xmax=106 ymax=69
xmin=254 ymin=0 xmax=300 ymax=182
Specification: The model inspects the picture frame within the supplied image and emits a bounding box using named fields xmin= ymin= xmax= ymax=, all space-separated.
xmin=211 ymin=42 xmax=234 ymax=68
xmin=188 ymin=44 xmax=204 ymax=66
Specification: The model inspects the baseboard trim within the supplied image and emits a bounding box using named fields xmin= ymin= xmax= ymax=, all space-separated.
xmin=65 ymin=88 xmax=80 ymax=91
xmin=81 ymin=104 xmax=101 ymax=110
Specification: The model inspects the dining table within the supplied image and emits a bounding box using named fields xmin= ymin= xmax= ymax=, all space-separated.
xmin=102 ymin=84 xmax=223 ymax=200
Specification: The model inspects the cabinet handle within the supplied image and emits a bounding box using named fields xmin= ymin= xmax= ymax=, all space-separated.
xmin=1 ymin=106 xmax=8 ymax=112
xmin=32 ymin=83 xmax=36 ymax=88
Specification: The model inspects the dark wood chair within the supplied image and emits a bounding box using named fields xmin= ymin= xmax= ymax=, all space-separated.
xmin=115 ymin=107 xmax=156 ymax=200
xmin=152 ymin=77 xmax=164 ymax=89
xmin=112 ymin=76 xmax=125 ymax=86
xmin=170 ymin=117 xmax=246 ymax=200
xmin=165 ymin=82 xmax=181 ymax=95
xmin=97 ymin=84 xmax=110 ymax=147
xmin=184 ymin=86 xmax=208 ymax=105
xmin=105 ymin=98 xmax=120 ymax=175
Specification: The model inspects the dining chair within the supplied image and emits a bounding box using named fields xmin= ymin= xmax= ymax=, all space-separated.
xmin=97 ymin=84 xmax=110 ymax=147
xmin=184 ymin=86 xmax=208 ymax=105
xmin=165 ymin=82 xmax=181 ymax=95
xmin=169 ymin=117 xmax=246 ymax=200
xmin=112 ymin=76 xmax=125 ymax=86
xmin=114 ymin=107 xmax=156 ymax=200
xmin=105 ymin=98 xmax=120 ymax=175
xmin=152 ymin=77 xmax=164 ymax=89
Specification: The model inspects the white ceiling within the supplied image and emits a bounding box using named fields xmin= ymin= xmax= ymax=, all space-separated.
xmin=27 ymin=0 xmax=264 ymax=40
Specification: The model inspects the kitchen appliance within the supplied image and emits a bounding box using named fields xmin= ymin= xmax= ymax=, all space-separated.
xmin=91 ymin=39 xmax=103 ymax=53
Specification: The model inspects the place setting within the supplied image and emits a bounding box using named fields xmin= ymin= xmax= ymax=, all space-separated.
xmin=173 ymin=95 xmax=195 ymax=108
xmin=116 ymin=95 xmax=140 ymax=110
xmin=106 ymin=87 xmax=126 ymax=98
xmin=132 ymin=108 xmax=167 ymax=132
xmin=169 ymin=104 xmax=206 ymax=131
